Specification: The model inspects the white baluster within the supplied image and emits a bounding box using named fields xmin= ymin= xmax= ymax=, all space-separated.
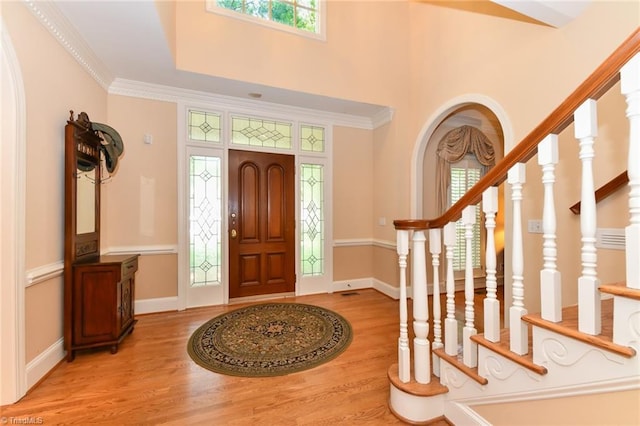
xmin=412 ymin=230 xmax=431 ymax=383
xmin=508 ymin=163 xmax=528 ymax=355
xmin=444 ymin=222 xmax=459 ymax=356
xmin=462 ymin=205 xmax=478 ymax=368
xmin=538 ymin=134 xmax=562 ymax=322
xmin=397 ymin=229 xmax=410 ymax=383
xmin=622 ymin=53 xmax=640 ymax=290
xmin=483 ymin=187 xmax=500 ymax=342
xmin=575 ymin=99 xmax=602 ymax=335
xmin=430 ymin=228 xmax=443 ymax=376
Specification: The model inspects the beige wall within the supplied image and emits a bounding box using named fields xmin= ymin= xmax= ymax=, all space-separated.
xmin=401 ymin=0 xmax=638 ymax=310
xmin=5 ymin=0 xmax=639 ymax=366
xmin=333 ymin=246 xmax=373 ymax=282
xmin=104 ymin=96 xmax=179 ymax=299
xmin=173 ymin=1 xmax=410 ymax=107
xmin=333 ymin=126 xmax=374 ymax=239
xmin=3 ymin=2 xmax=108 ymax=362
xmin=472 ymin=388 xmax=640 ymax=425
xmin=520 ymin=81 xmax=629 ymax=312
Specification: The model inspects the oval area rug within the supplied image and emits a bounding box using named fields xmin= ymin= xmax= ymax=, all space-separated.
xmin=187 ymin=303 xmax=353 ymax=377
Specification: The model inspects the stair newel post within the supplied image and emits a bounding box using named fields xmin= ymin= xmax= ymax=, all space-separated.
xmin=621 ymin=52 xmax=640 ymax=290
xmin=508 ymin=163 xmax=529 ymax=355
xmin=396 ymin=229 xmax=411 ymax=383
xmin=412 ymin=230 xmax=431 ymax=383
xmin=462 ymin=205 xmax=478 ymax=368
xmin=429 ymin=228 xmax=443 ymax=376
xmin=575 ymin=99 xmax=602 ymax=335
xmin=538 ymin=134 xmax=562 ymax=322
xmin=443 ymin=222 xmax=458 ymax=356
xmin=483 ymin=187 xmax=500 ymax=342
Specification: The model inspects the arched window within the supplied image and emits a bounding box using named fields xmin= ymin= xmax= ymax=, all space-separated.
xmin=436 ymin=125 xmax=496 ymax=272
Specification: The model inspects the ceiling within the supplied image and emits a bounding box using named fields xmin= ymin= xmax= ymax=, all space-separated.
xmin=49 ymin=0 xmax=589 ymax=120
xmin=52 ymin=0 xmax=389 ymax=118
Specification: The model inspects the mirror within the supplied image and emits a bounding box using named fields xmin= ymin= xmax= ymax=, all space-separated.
xmin=76 ymin=166 xmax=96 ymax=234
xmin=65 ymin=111 xmax=102 ymax=263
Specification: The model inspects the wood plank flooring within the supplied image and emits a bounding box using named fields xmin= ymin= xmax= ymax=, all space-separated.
xmin=2 ymin=290 xmax=413 ymax=425
xmin=2 ymin=287 xmax=498 ymax=424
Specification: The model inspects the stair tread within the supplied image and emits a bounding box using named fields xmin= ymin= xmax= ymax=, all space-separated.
xmin=522 ymin=299 xmax=636 ymax=358
xmin=432 ymin=348 xmax=489 ymax=385
xmin=471 ymin=328 xmax=548 ymax=375
xmin=600 ymin=282 xmax=640 ymax=300
xmin=387 ymin=363 xmax=449 ymax=396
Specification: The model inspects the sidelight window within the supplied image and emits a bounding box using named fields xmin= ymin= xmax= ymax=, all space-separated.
xmin=300 ymin=163 xmax=324 ymax=276
xmin=189 ymin=155 xmax=222 ymax=286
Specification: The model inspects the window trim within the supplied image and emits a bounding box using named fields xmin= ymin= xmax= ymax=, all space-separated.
xmin=205 ymin=0 xmax=327 ymax=41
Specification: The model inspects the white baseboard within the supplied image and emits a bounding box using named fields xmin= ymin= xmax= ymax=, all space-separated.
xmin=373 ymin=279 xmax=401 ymax=299
xmin=135 ymin=296 xmax=179 ymax=315
xmin=332 ymin=278 xmax=373 ymax=293
xmin=26 ymin=338 xmax=64 ymax=390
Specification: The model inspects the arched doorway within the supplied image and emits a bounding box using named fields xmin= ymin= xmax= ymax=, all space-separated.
xmin=1 ymin=18 xmax=27 ymax=405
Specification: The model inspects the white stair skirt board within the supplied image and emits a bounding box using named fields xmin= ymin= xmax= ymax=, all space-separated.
xmin=389 ymin=385 xmax=446 ymax=424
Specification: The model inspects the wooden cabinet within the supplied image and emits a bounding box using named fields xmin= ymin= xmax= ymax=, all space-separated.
xmin=64 ymin=112 xmax=136 ymax=361
xmin=68 ymin=254 xmax=138 ymax=360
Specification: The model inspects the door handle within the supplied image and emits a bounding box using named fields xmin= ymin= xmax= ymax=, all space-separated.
xmin=230 ymin=229 xmax=237 ymax=238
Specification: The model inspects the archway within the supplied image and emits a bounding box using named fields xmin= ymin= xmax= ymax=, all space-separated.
xmin=1 ymin=18 xmax=27 ymax=405
xmin=410 ymin=94 xmax=514 ymax=313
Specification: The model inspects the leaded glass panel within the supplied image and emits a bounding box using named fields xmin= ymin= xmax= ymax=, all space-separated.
xmin=300 ymin=164 xmax=324 ymax=276
xmin=188 ymin=110 xmax=221 ymax=143
xmin=190 ymin=155 xmax=222 ymax=286
xmin=231 ymin=116 xmax=292 ymax=149
xmin=300 ymin=124 xmax=324 ymax=152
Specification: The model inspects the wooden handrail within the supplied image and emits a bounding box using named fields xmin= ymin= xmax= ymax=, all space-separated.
xmin=395 ymin=28 xmax=640 ymax=231
xmin=569 ymin=170 xmax=629 ymax=214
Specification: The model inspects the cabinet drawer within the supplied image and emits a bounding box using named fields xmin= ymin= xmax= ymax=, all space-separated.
xmin=122 ymin=256 xmax=138 ymax=277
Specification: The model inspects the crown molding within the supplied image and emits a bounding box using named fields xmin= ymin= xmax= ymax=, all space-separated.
xmin=371 ymin=106 xmax=395 ymax=129
xmin=26 ymin=0 xmax=393 ymax=130
xmin=24 ymin=0 xmax=113 ymax=90
xmin=109 ymin=78 xmax=390 ymax=130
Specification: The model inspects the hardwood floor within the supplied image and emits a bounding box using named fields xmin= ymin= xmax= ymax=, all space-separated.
xmin=2 ymin=290 xmax=409 ymax=425
xmin=2 ymin=287 xmax=499 ymax=425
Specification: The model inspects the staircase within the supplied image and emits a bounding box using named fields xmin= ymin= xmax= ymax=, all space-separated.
xmin=388 ymin=29 xmax=640 ymax=425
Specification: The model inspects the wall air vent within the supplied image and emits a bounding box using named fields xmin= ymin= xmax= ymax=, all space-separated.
xmin=595 ymin=228 xmax=625 ymax=250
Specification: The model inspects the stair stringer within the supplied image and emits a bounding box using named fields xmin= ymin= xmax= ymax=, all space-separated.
xmin=437 ymin=330 xmax=640 ymax=425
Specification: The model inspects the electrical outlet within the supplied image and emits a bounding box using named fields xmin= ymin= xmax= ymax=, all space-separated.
xmin=527 ymin=219 xmax=543 ymax=234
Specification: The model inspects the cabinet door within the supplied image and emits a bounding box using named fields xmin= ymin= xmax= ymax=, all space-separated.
xmin=73 ymin=267 xmax=118 ymax=344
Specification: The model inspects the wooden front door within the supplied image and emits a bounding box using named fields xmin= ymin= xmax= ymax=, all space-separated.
xmin=228 ymin=150 xmax=296 ymax=298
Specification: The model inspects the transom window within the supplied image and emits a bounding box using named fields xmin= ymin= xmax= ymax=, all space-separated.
xmin=186 ymin=108 xmax=327 ymax=280
xmin=210 ymin=0 xmax=321 ymax=36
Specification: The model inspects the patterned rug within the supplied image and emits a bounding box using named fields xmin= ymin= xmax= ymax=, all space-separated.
xmin=187 ymin=303 xmax=353 ymax=377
